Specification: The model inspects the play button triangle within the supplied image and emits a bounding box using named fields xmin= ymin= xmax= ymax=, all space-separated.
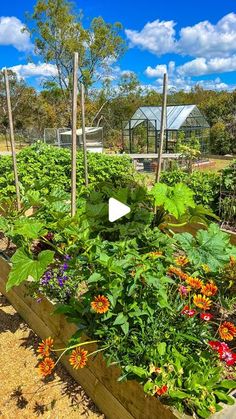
xmin=108 ymin=198 xmax=130 ymax=222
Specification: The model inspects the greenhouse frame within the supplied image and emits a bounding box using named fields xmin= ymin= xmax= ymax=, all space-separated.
xmin=122 ymin=105 xmax=210 ymax=153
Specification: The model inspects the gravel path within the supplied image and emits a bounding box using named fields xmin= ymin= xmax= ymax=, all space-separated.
xmin=0 ymin=293 xmax=104 ymax=419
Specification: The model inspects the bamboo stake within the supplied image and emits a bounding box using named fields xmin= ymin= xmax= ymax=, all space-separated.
xmin=155 ymin=73 xmax=168 ymax=183
xmin=4 ymin=68 xmax=21 ymax=211
xmin=71 ymin=52 xmax=78 ymax=217
xmin=81 ymin=82 xmax=88 ymax=186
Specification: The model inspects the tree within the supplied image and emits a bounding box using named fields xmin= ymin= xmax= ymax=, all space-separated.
xmin=210 ymin=121 xmax=232 ymax=155
xmin=26 ymin=0 xmax=125 ymax=91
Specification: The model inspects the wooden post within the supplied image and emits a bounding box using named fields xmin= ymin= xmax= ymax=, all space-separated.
xmin=71 ymin=52 xmax=78 ymax=217
xmin=81 ymin=83 xmax=88 ymax=186
xmin=4 ymin=68 xmax=21 ymax=211
xmin=155 ymin=73 xmax=168 ymax=183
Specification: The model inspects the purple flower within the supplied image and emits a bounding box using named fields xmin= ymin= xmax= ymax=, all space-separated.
xmin=64 ymin=255 xmax=71 ymax=261
xmin=36 ymin=297 xmax=42 ymax=303
xmin=62 ymin=275 xmax=68 ymax=281
xmin=62 ymin=263 xmax=69 ymax=271
xmin=57 ymin=277 xmax=64 ymax=287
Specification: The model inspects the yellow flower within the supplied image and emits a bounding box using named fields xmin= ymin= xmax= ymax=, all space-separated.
xmin=193 ymin=294 xmax=212 ymax=310
xmin=186 ymin=277 xmax=203 ymax=290
xmin=91 ymin=295 xmax=110 ymax=314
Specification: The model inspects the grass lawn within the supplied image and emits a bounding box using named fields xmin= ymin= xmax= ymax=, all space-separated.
xmin=194 ymin=158 xmax=232 ymax=173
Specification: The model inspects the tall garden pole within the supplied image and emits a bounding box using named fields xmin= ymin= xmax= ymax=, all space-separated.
xmin=71 ymin=52 xmax=78 ymax=217
xmin=155 ymin=73 xmax=168 ymax=183
xmin=4 ymin=68 xmax=21 ymax=211
xmin=81 ymin=82 xmax=88 ymax=187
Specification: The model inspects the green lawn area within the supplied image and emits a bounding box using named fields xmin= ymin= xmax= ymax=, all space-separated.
xmin=194 ymin=158 xmax=232 ymax=173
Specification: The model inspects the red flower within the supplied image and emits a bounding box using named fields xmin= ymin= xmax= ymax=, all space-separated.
xmin=156 ymin=385 xmax=168 ymax=396
xmin=200 ymin=313 xmax=213 ymax=321
xmin=181 ymin=305 xmax=196 ymax=317
xmin=208 ymin=341 xmax=222 ymax=351
xmin=220 ymin=351 xmax=236 ymax=366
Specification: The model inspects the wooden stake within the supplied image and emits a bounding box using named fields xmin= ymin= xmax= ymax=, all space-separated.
xmin=155 ymin=73 xmax=168 ymax=183
xmin=4 ymin=68 xmax=21 ymax=211
xmin=81 ymin=83 xmax=88 ymax=187
xmin=71 ymin=52 xmax=78 ymax=217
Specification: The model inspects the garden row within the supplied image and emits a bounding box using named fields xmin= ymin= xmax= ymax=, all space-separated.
xmin=0 ymin=143 xmax=236 ymax=418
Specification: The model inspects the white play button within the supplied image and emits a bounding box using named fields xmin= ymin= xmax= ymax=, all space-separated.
xmin=108 ymin=198 xmax=130 ymax=222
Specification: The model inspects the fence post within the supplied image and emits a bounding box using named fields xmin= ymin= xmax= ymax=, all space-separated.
xmin=81 ymin=83 xmax=88 ymax=186
xmin=71 ymin=52 xmax=78 ymax=217
xmin=4 ymin=68 xmax=21 ymax=211
xmin=155 ymin=73 xmax=168 ymax=183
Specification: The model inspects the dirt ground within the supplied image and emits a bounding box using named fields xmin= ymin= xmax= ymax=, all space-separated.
xmin=0 ymin=293 xmax=104 ymax=419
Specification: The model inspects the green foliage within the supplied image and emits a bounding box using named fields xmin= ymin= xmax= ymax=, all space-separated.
xmin=175 ymin=223 xmax=236 ymax=271
xmin=0 ymin=143 xmax=135 ymax=199
xmin=6 ymin=248 xmax=54 ymax=291
xmin=161 ymin=169 xmax=220 ymax=211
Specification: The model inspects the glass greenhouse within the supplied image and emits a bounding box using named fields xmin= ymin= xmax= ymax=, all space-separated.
xmin=122 ymin=105 xmax=210 ymax=153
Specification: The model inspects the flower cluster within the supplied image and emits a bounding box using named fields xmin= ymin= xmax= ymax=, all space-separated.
xmin=209 ymin=341 xmax=236 ymax=366
xmin=37 ymin=336 xmax=89 ymax=377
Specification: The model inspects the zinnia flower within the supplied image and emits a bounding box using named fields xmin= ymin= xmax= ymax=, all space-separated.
xmin=175 ymin=256 xmax=189 ymax=266
xmin=219 ymin=350 xmax=236 ymax=366
xmin=167 ymin=266 xmax=189 ymax=281
xmin=91 ymin=295 xmax=110 ymax=314
xmin=201 ymin=282 xmax=218 ymax=297
xmin=193 ymin=294 xmax=212 ymax=310
xmin=219 ymin=321 xmax=236 ymax=341
xmin=37 ymin=337 xmax=54 ymax=358
xmin=181 ymin=305 xmax=196 ymax=317
xmin=200 ymin=312 xmax=213 ymax=321
xmin=208 ymin=340 xmax=223 ymax=351
xmin=156 ymin=385 xmax=168 ymax=396
xmin=186 ymin=277 xmax=203 ymax=289
xmin=38 ymin=357 xmax=55 ymax=376
xmin=69 ymin=347 xmax=88 ymax=369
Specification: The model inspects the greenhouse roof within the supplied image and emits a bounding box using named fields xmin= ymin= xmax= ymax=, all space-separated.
xmin=125 ymin=105 xmax=209 ymax=130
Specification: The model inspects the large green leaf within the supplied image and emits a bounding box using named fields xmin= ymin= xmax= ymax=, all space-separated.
xmin=13 ymin=218 xmax=46 ymax=240
xmin=6 ymin=248 xmax=55 ymax=291
xmin=150 ymin=183 xmax=195 ymax=219
xmin=175 ymin=223 xmax=236 ymax=271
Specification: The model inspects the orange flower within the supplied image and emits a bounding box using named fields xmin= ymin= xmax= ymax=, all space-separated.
xmin=175 ymin=256 xmax=189 ymax=266
xmin=186 ymin=277 xmax=203 ymax=289
xmin=37 ymin=337 xmax=54 ymax=358
xmin=201 ymin=281 xmax=218 ymax=297
xmin=156 ymin=384 xmax=168 ymax=396
xmin=38 ymin=357 xmax=55 ymax=376
xmin=167 ymin=266 xmax=189 ymax=281
xmin=219 ymin=322 xmax=236 ymax=341
xmin=91 ymin=295 xmax=110 ymax=314
xmin=69 ymin=347 xmax=88 ymax=369
xmin=229 ymin=256 xmax=236 ymax=268
xmin=193 ymin=294 xmax=212 ymax=310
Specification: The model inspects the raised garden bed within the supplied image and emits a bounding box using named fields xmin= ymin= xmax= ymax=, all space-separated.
xmin=0 ymin=255 xmax=182 ymax=419
xmin=1 ymin=254 xmax=236 ymax=419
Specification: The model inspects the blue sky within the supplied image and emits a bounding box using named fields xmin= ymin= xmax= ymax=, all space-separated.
xmin=0 ymin=0 xmax=236 ymax=91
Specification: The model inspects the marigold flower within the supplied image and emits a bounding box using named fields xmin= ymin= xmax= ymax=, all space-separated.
xmin=181 ymin=305 xmax=196 ymax=317
xmin=156 ymin=384 xmax=168 ymax=396
xmin=167 ymin=266 xmax=189 ymax=281
xmin=69 ymin=347 xmax=88 ymax=369
xmin=200 ymin=312 xmax=213 ymax=321
xmin=219 ymin=321 xmax=236 ymax=341
xmin=38 ymin=357 xmax=55 ymax=377
xmin=186 ymin=277 xmax=203 ymax=289
xmin=193 ymin=294 xmax=212 ymax=310
xmin=37 ymin=337 xmax=54 ymax=358
xmin=175 ymin=256 xmax=189 ymax=266
xmin=91 ymin=295 xmax=110 ymax=314
xmin=201 ymin=282 xmax=218 ymax=297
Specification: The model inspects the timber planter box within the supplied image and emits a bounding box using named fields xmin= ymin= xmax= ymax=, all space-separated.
xmin=0 ymin=255 xmax=235 ymax=419
xmin=0 ymin=255 xmax=180 ymax=419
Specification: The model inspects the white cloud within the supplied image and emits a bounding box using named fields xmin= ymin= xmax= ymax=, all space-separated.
xmin=178 ymin=55 xmax=236 ymax=76
xmin=178 ymin=13 xmax=236 ymax=58
xmin=9 ymin=62 xmax=58 ymax=79
xmin=125 ymin=20 xmax=176 ymax=55
xmin=145 ymin=64 xmax=167 ymax=78
xmin=0 ymin=16 xmax=32 ymax=52
xmin=126 ymin=13 xmax=236 ymax=60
